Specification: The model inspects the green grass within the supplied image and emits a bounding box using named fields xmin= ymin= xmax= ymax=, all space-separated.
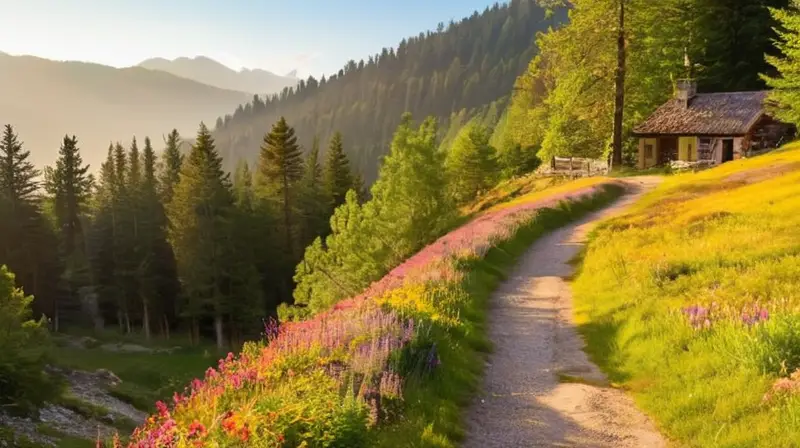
xmin=373 ymin=183 xmax=626 ymax=447
xmin=51 ymin=341 xmax=218 ymax=413
xmin=573 ymin=145 xmax=800 ymax=447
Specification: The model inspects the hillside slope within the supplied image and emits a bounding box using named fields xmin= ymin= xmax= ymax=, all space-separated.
xmin=574 ymin=147 xmax=800 ymax=446
xmin=0 ymin=53 xmax=249 ymax=169
xmin=121 ymin=176 xmax=624 ymax=447
xmin=211 ymin=0 xmax=567 ymax=181
xmin=137 ymin=56 xmax=298 ymax=94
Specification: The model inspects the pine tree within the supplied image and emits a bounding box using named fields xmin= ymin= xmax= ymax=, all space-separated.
xmin=764 ymin=2 xmax=800 ymax=125
xmin=369 ymin=114 xmax=455 ymax=263
xmin=159 ymin=129 xmax=183 ymax=205
xmin=256 ymin=117 xmax=304 ymax=265
xmin=294 ymin=114 xmax=456 ymax=312
xmin=445 ymin=124 xmax=498 ymax=204
xmin=43 ymin=135 xmax=93 ymax=330
xmin=0 ymin=125 xmax=58 ymax=321
xmin=323 ymin=131 xmax=354 ymax=209
xmin=229 ymin=160 xmax=265 ymax=342
xmin=0 ymin=124 xmax=39 ymax=208
xmin=298 ymin=137 xmax=329 ymax=244
xmin=166 ymin=123 xmax=235 ymax=347
xmin=133 ymin=136 xmax=173 ymax=340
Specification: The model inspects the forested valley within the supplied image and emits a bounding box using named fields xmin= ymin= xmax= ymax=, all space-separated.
xmin=0 ymin=0 xmax=796 ymax=446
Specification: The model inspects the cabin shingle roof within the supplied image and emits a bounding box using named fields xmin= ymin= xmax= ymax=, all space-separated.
xmin=633 ymin=91 xmax=768 ymax=136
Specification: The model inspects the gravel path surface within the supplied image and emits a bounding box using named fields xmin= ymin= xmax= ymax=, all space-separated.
xmin=464 ymin=177 xmax=665 ymax=448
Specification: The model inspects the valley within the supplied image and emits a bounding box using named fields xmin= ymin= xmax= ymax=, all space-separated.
xmin=2 ymin=0 xmax=800 ymax=447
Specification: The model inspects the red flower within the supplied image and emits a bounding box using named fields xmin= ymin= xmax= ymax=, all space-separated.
xmin=188 ymin=420 xmax=207 ymax=438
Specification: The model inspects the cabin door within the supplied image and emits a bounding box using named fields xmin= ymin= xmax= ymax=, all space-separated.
xmin=658 ymin=137 xmax=678 ymax=165
xmin=722 ymin=139 xmax=734 ymax=162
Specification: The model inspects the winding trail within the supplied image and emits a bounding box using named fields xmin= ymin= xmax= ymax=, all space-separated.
xmin=464 ymin=177 xmax=665 ymax=448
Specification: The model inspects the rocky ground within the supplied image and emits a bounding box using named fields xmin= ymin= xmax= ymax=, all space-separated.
xmin=0 ymin=337 xmax=165 ymax=446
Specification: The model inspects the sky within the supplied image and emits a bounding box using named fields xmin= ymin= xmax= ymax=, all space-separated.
xmin=0 ymin=0 xmax=499 ymax=78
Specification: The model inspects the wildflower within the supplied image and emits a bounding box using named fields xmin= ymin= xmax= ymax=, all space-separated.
xmin=156 ymin=400 xmax=170 ymax=419
xmin=222 ymin=412 xmax=237 ymax=435
xmin=188 ymin=420 xmax=207 ymax=439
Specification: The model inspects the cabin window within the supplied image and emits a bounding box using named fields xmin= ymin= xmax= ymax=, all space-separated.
xmin=644 ymin=144 xmax=654 ymax=159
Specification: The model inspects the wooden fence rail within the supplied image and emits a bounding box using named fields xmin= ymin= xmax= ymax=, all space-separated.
xmin=546 ymin=156 xmax=609 ymax=178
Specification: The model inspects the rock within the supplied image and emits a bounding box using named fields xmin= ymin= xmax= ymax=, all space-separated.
xmin=94 ymin=368 xmax=122 ymax=386
xmin=99 ymin=342 xmax=154 ymax=353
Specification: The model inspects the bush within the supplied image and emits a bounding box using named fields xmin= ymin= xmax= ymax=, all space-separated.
xmin=0 ymin=265 xmax=57 ymax=414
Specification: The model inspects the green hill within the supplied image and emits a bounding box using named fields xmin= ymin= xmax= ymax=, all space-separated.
xmin=574 ymin=146 xmax=800 ymax=446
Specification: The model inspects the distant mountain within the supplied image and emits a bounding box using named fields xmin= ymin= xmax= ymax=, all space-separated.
xmin=0 ymin=52 xmax=250 ymax=170
xmin=212 ymin=0 xmax=567 ymax=183
xmin=137 ymin=56 xmax=299 ymax=94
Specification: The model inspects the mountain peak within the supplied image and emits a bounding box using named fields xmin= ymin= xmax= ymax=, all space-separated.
xmin=285 ymin=69 xmax=298 ymax=78
xmin=137 ymin=56 xmax=297 ymax=94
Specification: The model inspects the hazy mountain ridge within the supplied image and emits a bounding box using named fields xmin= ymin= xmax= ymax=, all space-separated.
xmin=137 ymin=56 xmax=299 ymax=94
xmin=0 ymin=52 xmax=249 ymax=169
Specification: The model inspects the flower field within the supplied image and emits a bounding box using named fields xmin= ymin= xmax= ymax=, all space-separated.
xmin=116 ymin=177 xmax=624 ymax=448
xmin=573 ymin=146 xmax=800 ymax=447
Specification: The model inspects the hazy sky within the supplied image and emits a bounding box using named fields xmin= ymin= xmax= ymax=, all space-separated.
xmin=0 ymin=0 xmax=498 ymax=77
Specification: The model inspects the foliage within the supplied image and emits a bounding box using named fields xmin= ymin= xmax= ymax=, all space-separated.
xmin=445 ymin=123 xmax=499 ymax=204
xmin=764 ymin=1 xmax=800 ymax=125
xmin=0 ymin=266 xmax=57 ymax=414
xmin=212 ymin=1 xmax=567 ymax=182
xmin=323 ymin=131 xmax=355 ymax=210
xmin=506 ymin=0 xmax=786 ymax=164
xmin=43 ymin=135 xmax=94 ymax=329
xmin=166 ymin=123 xmax=261 ymax=348
xmin=573 ymin=146 xmax=800 ymax=446
xmin=122 ymin=177 xmax=623 ymax=447
xmin=293 ymin=114 xmax=456 ymax=313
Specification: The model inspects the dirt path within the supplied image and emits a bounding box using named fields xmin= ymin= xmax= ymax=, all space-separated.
xmin=464 ymin=177 xmax=665 ymax=448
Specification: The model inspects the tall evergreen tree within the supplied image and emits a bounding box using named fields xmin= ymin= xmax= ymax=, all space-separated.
xmin=159 ymin=129 xmax=183 ymax=205
xmin=43 ymin=135 xmax=93 ymax=330
xmin=699 ymin=0 xmax=789 ymax=92
xmin=0 ymin=125 xmax=58 ymax=321
xmin=323 ymin=132 xmax=354 ymax=209
xmin=298 ymin=137 xmax=329 ymax=245
xmin=166 ymin=123 xmax=235 ymax=347
xmin=445 ymin=124 xmax=498 ymax=204
xmin=0 ymin=124 xmax=39 ymax=209
xmin=256 ymin=117 xmax=305 ymax=261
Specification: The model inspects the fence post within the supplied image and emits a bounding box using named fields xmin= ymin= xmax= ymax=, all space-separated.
xmin=569 ymin=157 xmax=574 ymax=177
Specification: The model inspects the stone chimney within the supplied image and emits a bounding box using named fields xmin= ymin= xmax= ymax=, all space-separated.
xmin=676 ymin=78 xmax=698 ymax=108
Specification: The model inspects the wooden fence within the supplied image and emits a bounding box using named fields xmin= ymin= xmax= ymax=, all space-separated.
xmin=545 ymin=156 xmax=609 ymax=178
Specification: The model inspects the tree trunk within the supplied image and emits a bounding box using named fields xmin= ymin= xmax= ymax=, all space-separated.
xmin=142 ymin=301 xmax=150 ymax=340
xmin=612 ymin=0 xmax=626 ymax=171
xmin=163 ymin=314 xmax=170 ymax=340
xmin=283 ymin=174 xmax=293 ymax=258
xmin=124 ymin=311 xmax=131 ymax=334
xmin=214 ymin=314 xmax=224 ymax=349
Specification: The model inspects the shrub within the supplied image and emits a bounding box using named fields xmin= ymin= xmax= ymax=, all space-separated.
xmin=0 ymin=265 xmax=57 ymax=414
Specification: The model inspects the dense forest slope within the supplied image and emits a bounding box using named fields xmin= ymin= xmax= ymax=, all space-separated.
xmin=137 ymin=56 xmax=298 ymax=94
xmin=0 ymin=52 xmax=249 ymax=169
xmin=211 ymin=0 xmax=567 ymax=181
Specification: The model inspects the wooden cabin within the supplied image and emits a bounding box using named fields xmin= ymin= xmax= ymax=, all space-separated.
xmin=632 ymin=80 xmax=794 ymax=169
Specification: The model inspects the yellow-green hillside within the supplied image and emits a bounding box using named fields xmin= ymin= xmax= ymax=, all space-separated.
xmin=574 ymin=145 xmax=800 ymax=447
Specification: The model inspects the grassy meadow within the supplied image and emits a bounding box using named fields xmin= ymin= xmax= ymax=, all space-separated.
xmin=573 ymin=145 xmax=800 ymax=447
